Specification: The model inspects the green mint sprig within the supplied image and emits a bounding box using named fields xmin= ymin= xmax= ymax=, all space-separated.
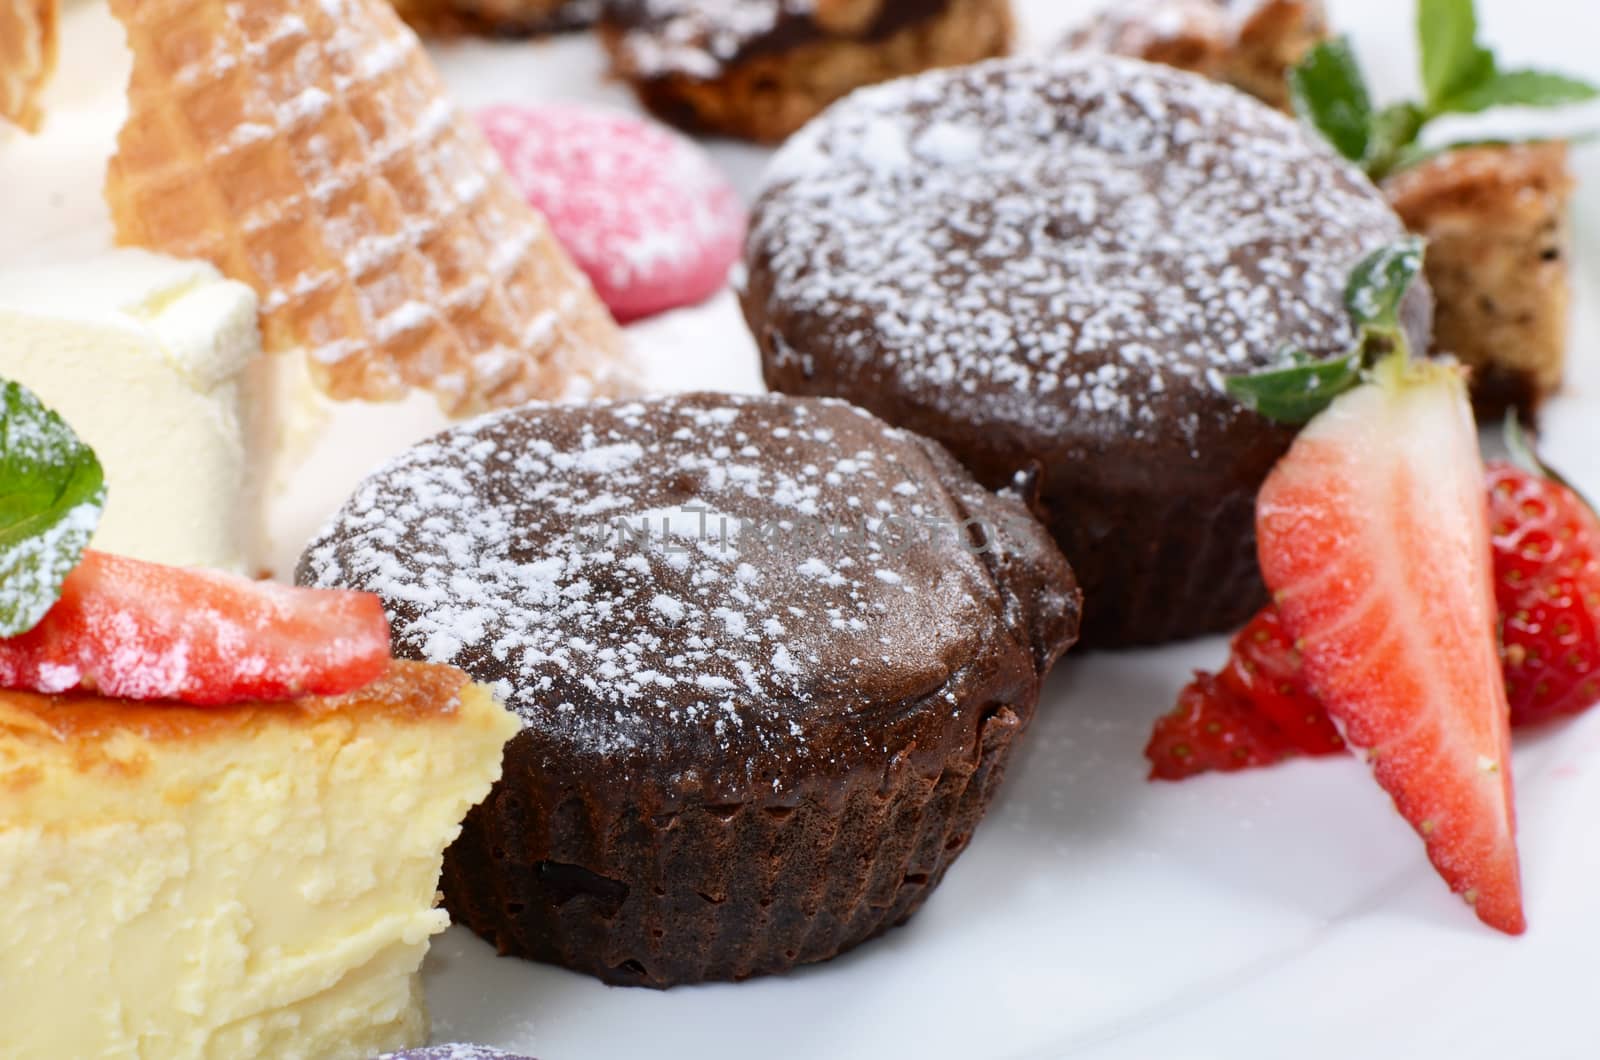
xmin=1227 ymin=239 xmax=1427 ymax=423
xmin=1289 ymin=0 xmax=1598 ymax=180
xmin=0 ymin=381 xmax=106 ymax=636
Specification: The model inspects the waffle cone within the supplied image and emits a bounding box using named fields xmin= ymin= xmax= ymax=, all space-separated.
xmin=104 ymin=0 xmax=630 ymax=416
xmin=0 ymin=0 xmax=56 ymax=132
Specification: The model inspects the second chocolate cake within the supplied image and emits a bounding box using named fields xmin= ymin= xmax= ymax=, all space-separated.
xmin=299 ymin=392 xmax=1080 ymax=988
xmin=743 ymin=54 xmax=1431 ymax=647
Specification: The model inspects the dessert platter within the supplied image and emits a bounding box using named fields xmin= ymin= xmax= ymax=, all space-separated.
xmin=2 ymin=0 xmax=1599 ymax=1057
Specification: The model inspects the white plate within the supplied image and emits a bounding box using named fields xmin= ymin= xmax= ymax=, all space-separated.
xmin=8 ymin=2 xmax=1600 ymax=1058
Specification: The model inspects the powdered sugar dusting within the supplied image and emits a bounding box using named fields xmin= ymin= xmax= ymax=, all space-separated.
xmin=609 ymin=0 xmax=820 ymax=78
xmin=378 ymin=1046 xmax=532 ymax=1060
xmin=1067 ymin=0 xmax=1229 ymax=56
xmin=750 ymin=55 xmax=1407 ymax=449
xmin=0 ymin=501 xmax=101 ymax=639
xmin=300 ymin=394 xmax=1026 ymax=769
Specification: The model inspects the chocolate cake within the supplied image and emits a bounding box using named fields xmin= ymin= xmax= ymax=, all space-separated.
xmin=389 ymin=0 xmax=596 ymax=36
xmin=1064 ymin=0 xmax=1231 ymax=82
xmin=599 ymin=0 xmax=1014 ymax=143
xmin=1067 ymin=8 xmax=1573 ymax=423
xmin=381 ymin=1049 xmax=534 ymax=1059
xmin=743 ymin=55 xmax=1431 ymax=647
xmin=299 ymin=392 xmax=1080 ymax=988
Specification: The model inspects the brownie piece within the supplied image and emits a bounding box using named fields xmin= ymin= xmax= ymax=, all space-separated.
xmin=1385 ymin=141 xmax=1576 ymax=420
xmin=1063 ymin=0 xmax=1230 ymax=80
xmin=300 ymin=392 xmax=1080 ymax=987
xmin=381 ymin=1049 xmax=536 ymax=1060
xmin=599 ymin=0 xmax=1013 ymax=143
xmin=389 ymin=0 xmax=597 ymax=35
xmin=1227 ymin=0 xmax=1329 ymax=109
xmin=742 ymin=55 xmax=1429 ymax=647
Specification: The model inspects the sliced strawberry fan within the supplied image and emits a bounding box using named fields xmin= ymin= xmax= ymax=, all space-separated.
xmin=1149 ymin=452 xmax=1600 ymax=783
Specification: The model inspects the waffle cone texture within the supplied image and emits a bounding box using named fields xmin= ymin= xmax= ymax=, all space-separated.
xmin=0 ymin=0 xmax=56 ymax=132
xmin=104 ymin=0 xmax=628 ymax=416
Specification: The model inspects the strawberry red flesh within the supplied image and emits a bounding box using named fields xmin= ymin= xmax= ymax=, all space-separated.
xmin=1257 ymin=362 xmax=1524 ymax=935
xmin=1147 ymin=673 xmax=1298 ymax=781
xmin=1220 ymin=606 xmax=1346 ymax=757
xmin=1488 ymin=463 xmax=1600 ymax=727
xmin=1150 ymin=462 xmax=1600 ymax=782
xmin=0 ymin=550 xmax=392 ymax=705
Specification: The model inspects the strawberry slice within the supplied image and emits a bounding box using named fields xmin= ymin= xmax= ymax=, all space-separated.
xmin=1147 ymin=673 xmax=1298 ymax=781
xmin=0 ymin=551 xmax=391 ymax=705
xmin=1256 ymin=359 xmax=1524 ymax=935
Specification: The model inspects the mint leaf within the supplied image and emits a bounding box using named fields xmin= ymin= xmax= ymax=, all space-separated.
xmin=1227 ymin=352 xmax=1364 ymax=424
xmin=1289 ymin=38 xmax=1374 ymax=163
xmin=1365 ymin=102 xmax=1429 ymax=179
xmin=1230 ymin=240 xmax=1429 ymax=424
xmin=1290 ymin=2 xmax=1596 ymax=180
xmin=0 ymin=381 xmax=105 ymax=636
xmin=1418 ymin=0 xmax=1497 ymax=112
xmin=1345 ymin=239 xmax=1428 ymax=344
xmin=1442 ymin=69 xmax=1600 ymax=114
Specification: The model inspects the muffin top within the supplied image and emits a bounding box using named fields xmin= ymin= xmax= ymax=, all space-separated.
xmin=299 ymin=393 xmax=1078 ymax=797
xmin=745 ymin=54 xmax=1427 ymax=494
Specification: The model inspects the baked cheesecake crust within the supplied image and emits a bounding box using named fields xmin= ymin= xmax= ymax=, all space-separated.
xmin=0 ymin=660 xmax=471 ymax=759
xmin=0 ymin=661 xmax=516 ymax=1060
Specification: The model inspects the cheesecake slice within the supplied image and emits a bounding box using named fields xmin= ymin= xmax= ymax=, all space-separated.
xmin=0 ymin=660 xmax=518 ymax=1060
xmin=0 ymin=250 xmax=266 ymax=573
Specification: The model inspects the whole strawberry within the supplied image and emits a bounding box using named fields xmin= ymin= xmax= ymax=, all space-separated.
xmin=1490 ymin=463 xmax=1600 ymax=725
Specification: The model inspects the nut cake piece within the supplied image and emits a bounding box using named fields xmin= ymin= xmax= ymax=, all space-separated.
xmin=1386 ymin=141 xmax=1577 ymax=419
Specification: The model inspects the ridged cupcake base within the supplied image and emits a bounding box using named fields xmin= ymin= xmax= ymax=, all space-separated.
xmin=441 ymin=701 xmax=1030 ymax=988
